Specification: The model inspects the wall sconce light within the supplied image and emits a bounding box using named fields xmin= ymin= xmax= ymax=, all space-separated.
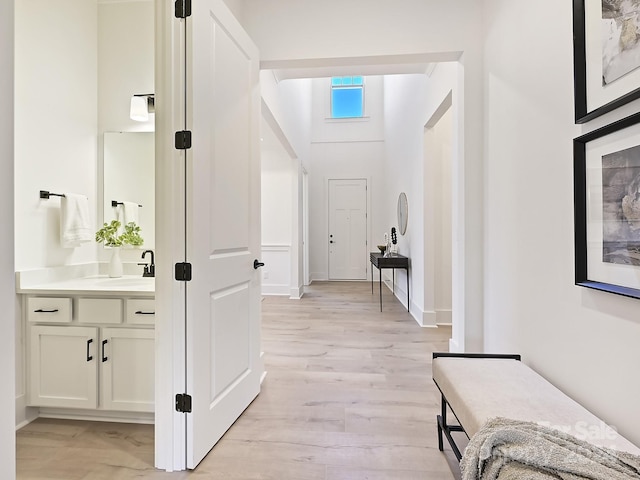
xmin=130 ymin=94 xmax=155 ymax=122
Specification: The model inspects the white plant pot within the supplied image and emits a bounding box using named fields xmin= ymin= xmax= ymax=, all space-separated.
xmin=109 ymin=247 xmax=123 ymax=278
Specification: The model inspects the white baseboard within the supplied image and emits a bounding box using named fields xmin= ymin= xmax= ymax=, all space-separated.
xmin=421 ymin=310 xmax=438 ymax=327
xmin=16 ymin=418 xmax=33 ymax=430
xmin=38 ymin=408 xmax=154 ymax=424
xmin=261 ymin=284 xmax=290 ymax=296
xmin=436 ymin=309 xmax=452 ymax=324
xmin=15 ymin=394 xmax=37 ymax=430
xmin=289 ymin=285 xmax=304 ymax=299
xmin=310 ymin=272 xmax=328 ymax=282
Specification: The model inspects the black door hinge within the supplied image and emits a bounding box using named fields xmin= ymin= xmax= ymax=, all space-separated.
xmin=174 ymin=0 xmax=192 ymax=18
xmin=175 ymin=262 xmax=192 ymax=281
xmin=175 ymin=130 xmax=192 ymax=150
xmin=175 ymin=393 xmax=192 ymax=413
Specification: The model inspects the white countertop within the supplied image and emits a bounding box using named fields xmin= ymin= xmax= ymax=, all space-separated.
xmin=17 ymin=275 xmax=155 ymax=296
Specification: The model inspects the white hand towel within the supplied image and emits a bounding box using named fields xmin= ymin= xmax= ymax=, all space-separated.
xmin=60 ymin=193 xmax=92 ymax=248
xmin=122 ymin=201 xmax=139 ymax=227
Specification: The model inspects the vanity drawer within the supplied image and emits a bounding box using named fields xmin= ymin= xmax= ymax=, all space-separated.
xmin=77 ymin=298 xmax=123 ymax=324
xmin=126 ymin=299 xmax=155 ymax=325
xmin=27 ymin=297 xmax=72 ymax=323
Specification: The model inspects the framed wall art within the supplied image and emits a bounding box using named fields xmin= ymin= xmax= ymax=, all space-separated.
xmin=573 ymin=0 xmax=640 ymax=123
xmin=574 ymin=111 xmax=640 ymax=299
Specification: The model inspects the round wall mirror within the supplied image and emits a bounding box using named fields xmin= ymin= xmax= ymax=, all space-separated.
xmin=397 ymin=192 xmax=408 ymax=235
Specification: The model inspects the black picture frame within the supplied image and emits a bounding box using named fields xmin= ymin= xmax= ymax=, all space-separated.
xmin=574 ymin=111 xmax=640 ymax=299
xmin=573 ymin=0 xmax=640 ymax=124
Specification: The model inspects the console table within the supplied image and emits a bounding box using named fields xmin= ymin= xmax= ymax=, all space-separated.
xmin=369 ymin=252 xmax=409 ymax=312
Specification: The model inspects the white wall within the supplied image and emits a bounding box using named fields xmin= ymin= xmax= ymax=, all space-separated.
xmin=261 ymin=73 xmax=312 ymax=165
xmin=382 ymin=74 xmax=427 ymax=315
xmin=15 ymin=0 xmax=98 ymax=271
xmin=0 ymin=0 xmax=15 ymax=475
xmin=483 ymin=0 xmax=640 ymax=447
xmin=261 ymin=141 xmax=294 ymax=295
xmin=262 ymin=149 xmax=293 ymax=245
xmin=433 ymin=107 xmax=453 ymax=324
xmin=311 ymin=76 xmax=385 ymax=143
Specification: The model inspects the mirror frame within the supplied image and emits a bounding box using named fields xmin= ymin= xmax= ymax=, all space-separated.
xmin=397 ymin=192 xmax=408 ymax=235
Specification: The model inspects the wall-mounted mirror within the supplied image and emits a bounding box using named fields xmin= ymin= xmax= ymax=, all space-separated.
xmin=397 ymin=192 xmax=408 ymax=235
xmin=103 ymin=132 xmax=155 ymax=248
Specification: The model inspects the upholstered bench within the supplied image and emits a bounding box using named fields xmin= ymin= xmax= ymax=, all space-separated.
xmin=432 ymin=353 xmax=640 ymax=461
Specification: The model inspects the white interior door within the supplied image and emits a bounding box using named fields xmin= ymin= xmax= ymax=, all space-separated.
xmin=186 ymin=0 xmax=262 ymax=469
xmin=328 ymin=178 xmax=368 ymax=280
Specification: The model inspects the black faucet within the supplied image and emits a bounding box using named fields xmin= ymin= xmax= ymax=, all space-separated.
xmin=139 ymin=250 xmax=155 ymax=277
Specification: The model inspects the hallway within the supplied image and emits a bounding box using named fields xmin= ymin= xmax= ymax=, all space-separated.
xmin=17 ymin=282 xmax=457 ymax=479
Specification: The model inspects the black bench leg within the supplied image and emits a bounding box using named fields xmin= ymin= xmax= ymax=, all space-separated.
xmin=436 ymin=393 xmax=465 ymax=461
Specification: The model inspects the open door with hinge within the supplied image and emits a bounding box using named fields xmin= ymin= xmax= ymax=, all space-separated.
xmin=170 ymin=0 xmax=263 ymax=469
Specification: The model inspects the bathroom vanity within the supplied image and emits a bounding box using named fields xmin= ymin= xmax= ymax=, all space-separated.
xmin=17 ymin=268 xmax=155 ymax=422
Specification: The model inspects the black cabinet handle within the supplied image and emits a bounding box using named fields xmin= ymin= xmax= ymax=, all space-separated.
xmin=253 ymin=259 xmax=265 ymax=269
xmin=101 ymin=339 xmax=108 ymax=362
xmin=135 ymin=310 xmax=155 ymax=315
xmin=34 ymin=309 xmax=59 ymax=313
xmin=86 ymin=339 xmax=93 ymax=362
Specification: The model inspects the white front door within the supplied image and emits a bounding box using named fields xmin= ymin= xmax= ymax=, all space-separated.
xmin=186 ymin=0 xmax=262 ymax=469
xmin=328 ymin=178 xmax=368 ymax=280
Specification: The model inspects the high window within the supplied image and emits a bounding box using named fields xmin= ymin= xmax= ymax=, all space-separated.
xmin=331 ymin=76 xmax=364 ymax=118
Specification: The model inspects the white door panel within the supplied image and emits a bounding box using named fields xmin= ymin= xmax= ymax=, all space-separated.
xmin=186 ymin=0 xmax=262 ymax=469
xmin=210 ymin=284 xmax=251 ymax=399
xmin=328 ymin=179 xmax=368 ymax=280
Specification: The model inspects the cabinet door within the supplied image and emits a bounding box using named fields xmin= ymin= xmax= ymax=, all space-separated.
xmin=29 ymin=325 xmax=98 ymax=409
xmin=100 ymin=328 xmax=155 ymax=412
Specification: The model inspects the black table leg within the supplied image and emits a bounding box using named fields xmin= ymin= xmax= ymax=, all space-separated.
xmin=379 ymin=268 xmax=382 ymax=312
xmin=406 ymin=267 xmax=410 ymax=312
xmin=371 ymin=263 xmax=373 ymax=294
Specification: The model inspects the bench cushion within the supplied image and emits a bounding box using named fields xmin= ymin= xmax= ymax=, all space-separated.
xmin=432 ymin=357 xmax=640 ymax=455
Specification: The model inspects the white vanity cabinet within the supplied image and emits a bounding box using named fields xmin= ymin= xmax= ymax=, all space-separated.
xmin=26 ymin=294 xmax=155 ymax=415
xmin=100 ymin=327 xmax=154 ymax=412
xmin=29 ymin=324 xmax=98 ymax=409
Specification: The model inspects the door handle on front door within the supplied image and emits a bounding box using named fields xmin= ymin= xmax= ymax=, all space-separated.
xmin=254 ymin=259 xmax=265 ymax=269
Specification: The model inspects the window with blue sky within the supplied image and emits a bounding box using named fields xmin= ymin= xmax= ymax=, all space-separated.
xmin=331 ymin=76 xmax=364 ymax=118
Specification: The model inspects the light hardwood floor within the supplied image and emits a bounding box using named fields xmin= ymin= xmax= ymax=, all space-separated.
xmin=17 ymin=281 xmax=460 ymax=479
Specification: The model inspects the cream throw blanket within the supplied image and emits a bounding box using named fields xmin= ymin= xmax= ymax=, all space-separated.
xmin=461 ymin=417 xmax=640 ymax=480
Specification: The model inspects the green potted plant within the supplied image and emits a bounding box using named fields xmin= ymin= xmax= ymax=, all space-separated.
xmin=95 ymin=220 xmax=144 ymax=277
